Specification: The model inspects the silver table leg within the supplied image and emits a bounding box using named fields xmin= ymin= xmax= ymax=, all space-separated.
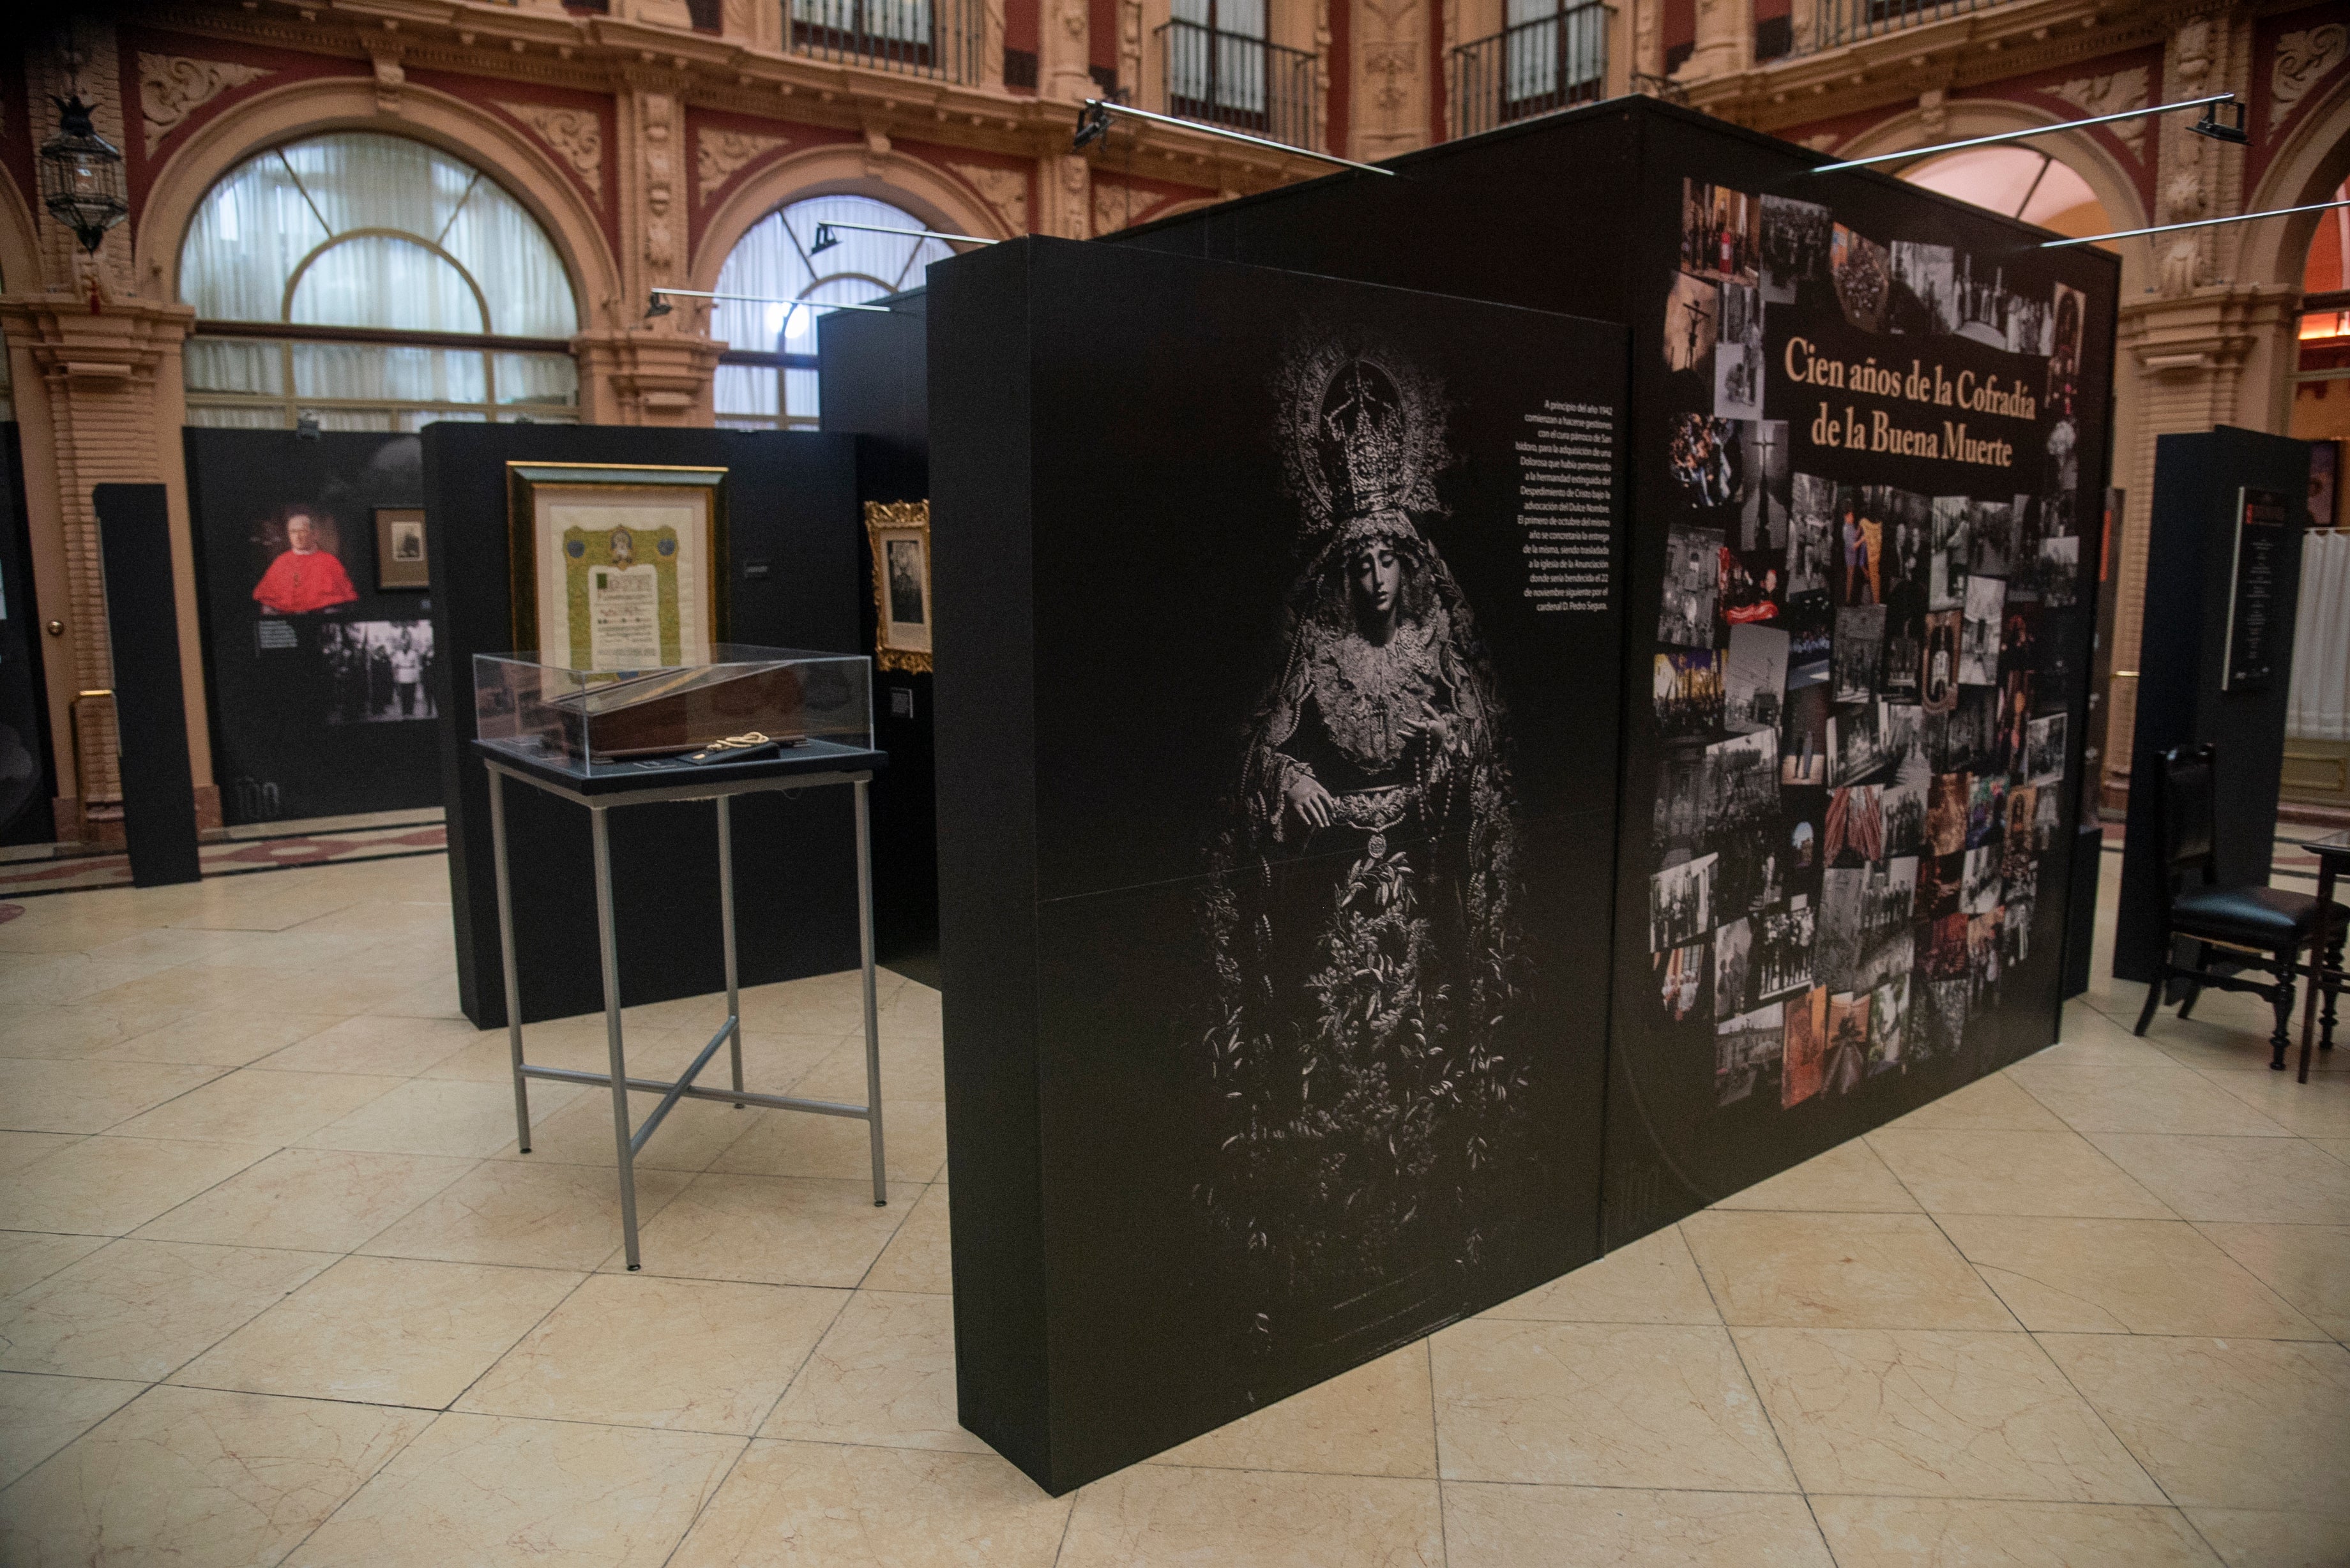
xmin=591 ymin=806 xmax=642 ymax=1270
xmin=856 ymin=778 xmax=887 ymax=1207
xmin=718 ymin=796 xmax=745 ymax=1107
xmin=489 ymin=767 xmax=531 ymax=1154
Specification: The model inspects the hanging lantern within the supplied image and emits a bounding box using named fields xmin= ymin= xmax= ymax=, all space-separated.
xmin=39 ymin=94 xmax=128 ymax=255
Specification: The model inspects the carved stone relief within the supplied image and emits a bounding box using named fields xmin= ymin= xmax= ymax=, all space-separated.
xmin=2156 ymin=19 xmax=2214 ymax=297
xmin=137 ymin=54 xmax=271 ymax=155
xmin=2047 ymin=66 xmax=2150 ymax=159
xmin=1092 ymin=182 xmax=1137 ymax=236
xmin=697 ymin=128 xmax=787 ymax=199
xmin=501 ymin=102 xmax=607 ymax=200
xmin=370 ymin=52 xmax=405 ymax=116
xmin=642 ymin=91 xmax=679 ymax=272
xmin=951 ymin=161 xmax=1029 ymax=234
xmin=2271 ymin=24 xmax=2347 ymax=130
xmin=1353 ymin=0 xmax=1427 ymax=158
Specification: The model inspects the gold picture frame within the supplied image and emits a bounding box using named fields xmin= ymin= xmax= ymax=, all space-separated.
xmin=507 ymin=463 xmax=730 ymax=670
xmin=375 ymin=506 xmax=429 ymax=591
xmin=866 ymin=500 xmax=934 ymax=675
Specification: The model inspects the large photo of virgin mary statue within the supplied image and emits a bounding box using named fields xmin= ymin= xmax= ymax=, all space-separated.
xmin=1197 ymin=338 xmax=1530 ymax=1342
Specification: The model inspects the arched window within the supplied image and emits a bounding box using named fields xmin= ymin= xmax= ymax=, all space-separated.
xmin=712 ymin=193 xmax=954 ymax=431
xmin=1899 ymin=146 xmax=2113 ymax=247
xmin=179 ymin=132 xmax=581 ymax=430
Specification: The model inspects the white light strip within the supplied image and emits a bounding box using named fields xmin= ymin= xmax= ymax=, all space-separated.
xmin=2041 ymin=197 xmax=2350 ymax=248
xmin=814 ymin=219 xmax=996 ymax=246
xmin=1079 ymin=98 xmax=1399 ymax=177
xmin=649 ymin=289 xmax=900 ymax=315
xmin=1812 ymin=93 xmax=2240 ymax=172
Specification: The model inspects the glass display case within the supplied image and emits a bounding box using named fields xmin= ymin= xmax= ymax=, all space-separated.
xmin=474 ymin=645 xmax=872 ymax=775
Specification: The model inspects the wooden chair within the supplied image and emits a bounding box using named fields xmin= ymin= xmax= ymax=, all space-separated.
xmin=2134 ymin=744 xmax=2345 ymax=1069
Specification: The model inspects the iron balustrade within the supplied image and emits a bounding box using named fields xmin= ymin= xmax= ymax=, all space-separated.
xmin=1157 ymin=18 xmax=1320 ymax=150
xmin=1800 ymin=0 xmax=2010 ymax=52
xmin=1447 ymin=3 xmax=1607 ymax=140
xmin=786 ymin=0 xmax=985 ymax=82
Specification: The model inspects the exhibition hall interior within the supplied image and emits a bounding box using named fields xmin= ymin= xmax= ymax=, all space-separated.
xmin=3 ymin=0 xmax=2350 ymax=1562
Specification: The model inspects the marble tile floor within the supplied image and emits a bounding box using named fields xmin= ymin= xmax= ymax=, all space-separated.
xmin=2 ymin=852 xmax=2347 ymax=1566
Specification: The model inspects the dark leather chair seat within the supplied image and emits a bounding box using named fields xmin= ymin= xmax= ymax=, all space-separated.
xmin=2172 ymin=884 xmax=2350 ymax=950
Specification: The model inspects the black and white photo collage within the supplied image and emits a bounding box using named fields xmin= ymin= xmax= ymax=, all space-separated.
xmin=1651 ymin=179 xmax=2086 ymax=1114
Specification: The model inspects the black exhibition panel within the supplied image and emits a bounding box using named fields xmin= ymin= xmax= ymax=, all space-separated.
xmin=0 ymin=425 xmax=58 ymax=847
xmin=93 ymin=484 xmax=204 ymax=887
xmin=1108 ymin=94 xmax=2119 ymax=1251
xmin=2114 ymin=426 xmax=2313 ymax=983
xmin=932 ymin=236 xmax=1628 ymax=1494
xmin=183 ymin=430 xmax=439 ymax=826
xmin=820 ymin=294 xmax=939 ymax=980
xmin=421 ymin=423 xmax=863 ymax=1029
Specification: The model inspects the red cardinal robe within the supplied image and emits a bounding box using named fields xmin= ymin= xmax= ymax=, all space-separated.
xmin=252 ymin=548 xmax=358 ymax=615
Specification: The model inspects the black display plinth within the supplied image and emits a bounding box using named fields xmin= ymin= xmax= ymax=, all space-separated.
xmin=2116 ymin=426 xmax=2313 ymax=983
xmin=821 ymin=294 xmax=939 ymax=982
xmin=95 ymin=484 xmax=204 ymax=887
xmin=1111 ymin=93 xmax=2119 ymax=1251
xmin=423 ymin=424 xmax=862 ymax=1029
xmin=932 ymin=237 xmax=1627 ymax=1495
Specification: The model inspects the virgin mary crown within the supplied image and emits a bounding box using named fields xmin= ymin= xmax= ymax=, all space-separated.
xmin=1317 ymin=361 xmax=1411 ymax=527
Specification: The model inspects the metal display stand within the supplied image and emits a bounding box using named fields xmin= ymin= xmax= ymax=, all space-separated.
xmin=478 ymin=739 xmax=891 ymax=1269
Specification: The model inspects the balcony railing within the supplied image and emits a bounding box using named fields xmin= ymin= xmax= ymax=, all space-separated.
xmin=1799 ymin=0 xmax=2008 ymax=52
xmin=1447 ymin=3 xmax=1607 ymax=141
xmin=1157 ymin=18 xmax=1320 ymax=151
xmin=787 ymin=0 xmax=985 ymax=82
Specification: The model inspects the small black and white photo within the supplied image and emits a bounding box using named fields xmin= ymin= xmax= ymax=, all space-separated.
xmin=887 ymin=538 xmax=927 ymax=626
xmin=1830 ymin=223 xmax=1891 ymax=333
xmin=1655 ymin=744 xmax=1710 ymax=852
xmin=1650 ymin=853 xmax=1718 ymax=952
xmin=1951 ymin=252 xmax=2009 ymax=347
xmin=1715 ymin=280 xmax=1764 ymax=419
xmin=1781 ymin=681 xmax=1829 ymax=786
xmin=1929 ymin=497 xmax=1971 ymax=611
xmin=321 ymin=619 xmax=436 ymax=725
xmin=1659 ymin=524 xmax=1724 ymax=648
xmin=1754 ymin=899 xmax=1815 ymax=999
xmin=1665 ymin=273 xmax=1720 ymax=378
xmin=1761 ymin=194 xmax=1831 ymax=303
xmin=1882 ymin=771 xmax=1929 ymax=857
xmin=1724 ymin=623 xmax=1788 ymax=734
xmin=1738 ymin=421 xmax=1793 ymax=552
xmin=1705 ymin=728 xmax=1781 ymax=828
xmin=1816 ymin=867 xmax=1865 ymax=990
xmin=2026 ymin=713 xmax=2068 ymax=787
xmin=1717 ymin=1002 xmax=1785 ymax=1106
xmin=1655 ymin=650 xmax=1725 ymax=740
xmin=1962 ymin=845 xmax=2001 ymax=914
xmin=2036 ymin=537 xmax=2080 ymax=607
xmin=1833 ymin=605 xmax=1886 ymax=704
xmin=2005 ymin=289 xmax=2051 ymax=356
xmin=1667 ymin=414 xmax=1742 ymax=508
xmin=1888 ymin=241 xmax=1955 ymax=335
xmin=1829 ymin=698 xmax=1890 ymax=786
xmin=1714 ymin=916 xmax=1754 ymax=1021
xmin=1969 ymin=499 xmax=2015 ymax=578
xmin=1959 ymin=576 xmax=2005 ymax=685
xmin=1659 ymin=942 xmax=1709 ymax=1024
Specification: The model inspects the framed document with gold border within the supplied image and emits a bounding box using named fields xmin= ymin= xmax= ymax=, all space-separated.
xmin=866 ymin=501 xmax=933 ymax=674
xmin=508 ymin=464 xmax=729 ymax=670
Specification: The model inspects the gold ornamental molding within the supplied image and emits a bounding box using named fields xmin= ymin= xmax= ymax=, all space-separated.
xmin=696 ymin=127 xmax=791 ymax=200
xmin=497 ymin=101 xmax=607 ymax=200
xmin=137 ymin=52 xmax=273 ymax=155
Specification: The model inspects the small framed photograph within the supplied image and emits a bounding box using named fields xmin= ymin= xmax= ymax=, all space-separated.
xmin=375 ymin=507 xmax=430 ymax=590
xmin=506 ymin=463 xmax=729 ymax=670
xmin=866 ymin=500 xmax=933 ymax=674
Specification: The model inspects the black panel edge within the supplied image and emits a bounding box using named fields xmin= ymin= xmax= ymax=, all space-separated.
xmin=930 ymin=239 xmax=1056 ymax=1490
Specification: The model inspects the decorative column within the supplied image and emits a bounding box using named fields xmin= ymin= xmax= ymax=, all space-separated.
xmin=588 ymin=79 xmax=722 ymax=425
xmin=1353 ymin=0 xmax=1432 ymax=158
xmin=7 ymin=35 xmax=214 ymax=845
xmin=1678 ymin=0 xmax=1748 ymax=84
xmin=1042 ymin=0 xmax=1093 ymax=102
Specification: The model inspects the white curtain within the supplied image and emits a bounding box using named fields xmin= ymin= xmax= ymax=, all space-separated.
xmin=2289 ymin=531 xmax=2350 ymax=743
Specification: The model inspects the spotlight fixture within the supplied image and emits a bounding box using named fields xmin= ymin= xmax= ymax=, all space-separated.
xmin=2190 ymin=98 xmax=2249 ymax=144
xmin=644 ymin=291 xmax=673 ymax=319
xmin=1073 ymin=99 xmax=1113 ymax=151
xmin=1070 ymin=98 xmax=1397 ymax=176
xmin=1812 ymin=92 xmax=2243 ymax=172
xmin=812 ymin=222 xmax=841 ymax=255
xmin=294 ymin=412 xmax=321 ymax=439
xmin=38 ymin=93 xmax=128 ymax=255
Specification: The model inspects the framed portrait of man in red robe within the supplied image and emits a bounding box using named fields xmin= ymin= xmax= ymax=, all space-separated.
xmin=252 ymin=508 xmax=359 ymax=615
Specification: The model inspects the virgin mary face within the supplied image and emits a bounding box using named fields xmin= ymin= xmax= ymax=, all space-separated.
xmin=1349 ymin=542 xmax=1399 ymax=624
